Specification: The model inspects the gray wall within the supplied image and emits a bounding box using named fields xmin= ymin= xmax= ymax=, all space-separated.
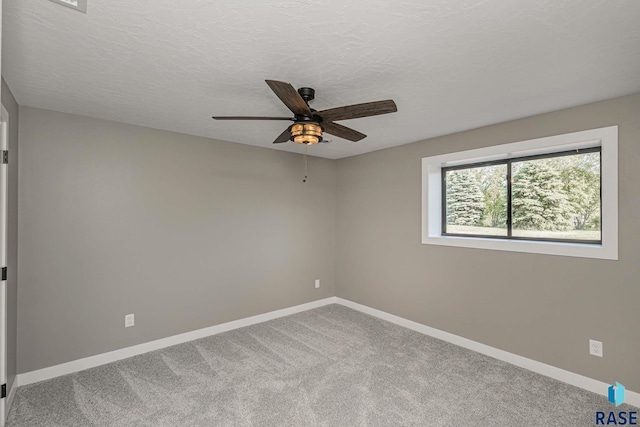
xmin=15 ymin=93 xmax=640 ymax=394
xmin=1 ymin=78 xmax=18 ymax=392
xmin=336 ymin=93 xmax=640 ymax=393
xmin=17 ymin=107 xmax=336 ymax=373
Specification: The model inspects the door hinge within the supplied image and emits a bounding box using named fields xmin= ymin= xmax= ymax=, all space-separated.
xmin=1 ymin=267 xmax=6 ymax=281
xmin=1 ymin=384 xmax=6 ymax=398
xmin=2 ymin=150 xmax=7 ymax=164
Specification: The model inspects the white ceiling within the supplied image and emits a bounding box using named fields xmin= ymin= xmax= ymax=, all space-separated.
xmin=3 ymin=0 xmax=640 ymax=159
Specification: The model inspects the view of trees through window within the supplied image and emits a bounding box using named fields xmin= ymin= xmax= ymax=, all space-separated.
xmin=444 ymin=150 xmax=601 ymax=242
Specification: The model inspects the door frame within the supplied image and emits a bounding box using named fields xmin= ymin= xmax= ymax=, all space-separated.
xmin=0 ymin=103 xmax=9 ymax=426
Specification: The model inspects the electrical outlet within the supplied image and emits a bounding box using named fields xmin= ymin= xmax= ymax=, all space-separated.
xmin=125 ymin=313 xmax=135 ymax=328
xmin=589 ymin=339 xmax=603 ymax=357
xmin=315 ymin=279 xmax=320 ymax=289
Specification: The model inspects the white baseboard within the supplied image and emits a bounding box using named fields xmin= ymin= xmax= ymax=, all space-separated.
xmin=14 ymin=296 xmax=639 ymax=409
xmin=16 ymin=297 xmax=337 ymax=388
xmin=335 ymin=297 xmax=640 ymax=408
xmin=6 ymin=380 xmax=16 ymax=418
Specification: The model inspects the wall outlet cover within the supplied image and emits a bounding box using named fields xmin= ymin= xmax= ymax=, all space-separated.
xmin=589 ymin=339 xmax=603 ymax=357
xmin=125 ymin=314 xmax=135 ymax=328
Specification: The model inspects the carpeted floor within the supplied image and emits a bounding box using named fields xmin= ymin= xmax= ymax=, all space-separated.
xmin=7 ymin=304 xmax=633 ymax=426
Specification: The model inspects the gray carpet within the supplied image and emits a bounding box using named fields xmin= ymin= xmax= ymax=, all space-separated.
xmin=7 ymin=304 xmax=634 ymax=426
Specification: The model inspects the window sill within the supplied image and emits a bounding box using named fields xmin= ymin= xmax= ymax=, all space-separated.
xmin=423 ymin=235 xmax=615 ymax=260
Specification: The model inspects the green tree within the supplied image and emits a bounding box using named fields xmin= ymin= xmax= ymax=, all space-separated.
xmin=446 ymin=169 xmax=484 ymax=226
xmin=512 ymin=161 xmax=573 ymax=230
xmin=474 ymin=166 xmax=507 ymax=228
xmin=559 ymin=154 xmax=600 ymax=230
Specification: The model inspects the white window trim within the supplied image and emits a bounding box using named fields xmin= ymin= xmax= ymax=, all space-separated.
xmin=421 ymin=126 xmax=618 ymax=260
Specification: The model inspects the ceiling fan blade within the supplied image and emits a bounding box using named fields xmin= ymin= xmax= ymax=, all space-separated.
xmin=273 ymin=127 xmax=292 ymax=144
xmin=265 ymin=80 xmax=313 ymax=116
xmin=317 ymin=100 xmax=397 ymax=122
xmin=322 ymin=122 xmax=366 ymax=142
xmin=212 ymin=116 xmax=293 ymax=120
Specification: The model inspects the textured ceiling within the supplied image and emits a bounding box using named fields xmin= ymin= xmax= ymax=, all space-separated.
xmin=3 ymin=0 xmax=640 ymax=159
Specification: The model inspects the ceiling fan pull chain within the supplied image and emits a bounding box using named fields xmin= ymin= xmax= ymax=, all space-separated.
xmin=303 ymin=145 xmax=308 ymax=183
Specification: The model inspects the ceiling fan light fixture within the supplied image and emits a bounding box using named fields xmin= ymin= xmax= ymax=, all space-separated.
xmin=291 ymin=123 xmax=322 ymax=145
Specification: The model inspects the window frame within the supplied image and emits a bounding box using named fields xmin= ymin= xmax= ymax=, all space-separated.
xmin=421 ymin=126 xmax=618 ymax=260
xmin=440 ymin=146 xmax=602 ymax=244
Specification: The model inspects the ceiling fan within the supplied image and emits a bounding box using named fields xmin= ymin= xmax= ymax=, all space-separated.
xmin=212 ymin=80 xmax=397 ymax=145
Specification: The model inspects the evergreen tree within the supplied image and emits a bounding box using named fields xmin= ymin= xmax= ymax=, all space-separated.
xmin=446 ymin=169 xmax=484 ymax=226
xmin=512 ymin=161 xmax=573 ymax=230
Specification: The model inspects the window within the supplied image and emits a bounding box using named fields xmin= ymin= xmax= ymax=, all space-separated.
xmin=422 ymin=126 xmax=617 ymax=260
xmin=442 ymin=148 xmax=601 ymax=244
